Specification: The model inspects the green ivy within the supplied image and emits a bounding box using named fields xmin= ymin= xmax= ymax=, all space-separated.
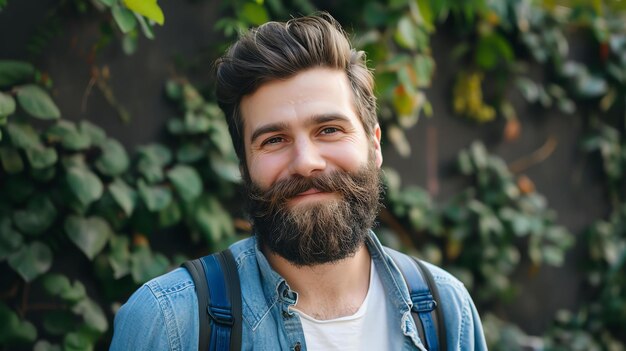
xmin=382 ymin=141 xmax=574 ymax=302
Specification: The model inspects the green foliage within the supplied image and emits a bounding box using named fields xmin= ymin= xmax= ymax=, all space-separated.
xmin=384 ymin=141 xmax=575 ymax=301
xmin=557 ymin=123 xmax=626 ymax=348
xmin=0 ymin=68 xmax=241 ymax=350
xmin=0 ymin=303 xmax=37 ymax=345
xmin=0 ymin=61 xmax=35 ymax=87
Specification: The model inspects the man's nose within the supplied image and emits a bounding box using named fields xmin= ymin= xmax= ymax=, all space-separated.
xmin=288 ymin=139 xmax=326 ymax=177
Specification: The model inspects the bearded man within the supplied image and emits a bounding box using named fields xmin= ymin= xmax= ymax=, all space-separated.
xmin=110 ymin=12 xmax=487 ymax=351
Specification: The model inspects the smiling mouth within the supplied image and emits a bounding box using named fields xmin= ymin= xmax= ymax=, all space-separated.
xmin=295 ymin=188 xmax=323 ymax=197
xmin=288 ymin=188 xmax=338 ymax=204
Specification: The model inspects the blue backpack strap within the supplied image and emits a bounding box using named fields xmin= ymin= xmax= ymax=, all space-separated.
xmin=183 ymin=258 xmax=211 ymax=351
xmin=386 ymin=248 xmax=446 ymax=351
xmin=182 ymin=249 xmax=242 ymax=351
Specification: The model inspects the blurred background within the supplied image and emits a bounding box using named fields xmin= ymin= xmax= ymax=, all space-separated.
xmin=0 ymin=0 xmax=624 ymax=350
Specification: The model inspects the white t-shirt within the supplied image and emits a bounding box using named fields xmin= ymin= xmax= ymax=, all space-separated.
xmin=292 ymin=261 xmax=397 ymax=351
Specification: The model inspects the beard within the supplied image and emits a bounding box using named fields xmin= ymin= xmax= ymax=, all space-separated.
xmin=244 ymin=161 xmax=382 ymax=267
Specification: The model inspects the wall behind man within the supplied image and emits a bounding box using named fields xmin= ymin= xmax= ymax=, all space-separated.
xmin=0 ymin=0 xmax=619 ymax=349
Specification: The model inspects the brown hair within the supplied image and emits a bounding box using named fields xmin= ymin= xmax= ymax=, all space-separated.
xmin=215 ymin=12 xmax=377 ymax=164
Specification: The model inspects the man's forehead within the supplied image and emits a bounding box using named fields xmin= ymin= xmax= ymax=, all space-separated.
xmin=240 ymin=68 xmax=360 ymax=138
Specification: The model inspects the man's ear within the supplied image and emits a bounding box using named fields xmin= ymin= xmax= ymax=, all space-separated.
xmin=372 ymin=124 xmax=383 ymax=168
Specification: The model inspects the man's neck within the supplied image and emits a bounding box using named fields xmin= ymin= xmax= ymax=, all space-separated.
xmin=263 ymin=243 xmax=372 ymax=320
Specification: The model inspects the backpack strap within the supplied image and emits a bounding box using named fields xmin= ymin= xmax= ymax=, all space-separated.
xmin=386 ymin=248 xmax=447 ymax=351
xmin=182 ymin=249 xmax=242 ymax=351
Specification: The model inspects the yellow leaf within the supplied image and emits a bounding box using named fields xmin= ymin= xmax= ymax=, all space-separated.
xmin=123 ymin=0 xmax=164 ymax=25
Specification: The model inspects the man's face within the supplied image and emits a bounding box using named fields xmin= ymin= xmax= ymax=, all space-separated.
xmin=240 ymin=67 xmax=383 ymax=265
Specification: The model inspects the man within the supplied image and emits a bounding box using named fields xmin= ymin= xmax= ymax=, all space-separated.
xmin=110 ymin=13 xmax=487 ymax=350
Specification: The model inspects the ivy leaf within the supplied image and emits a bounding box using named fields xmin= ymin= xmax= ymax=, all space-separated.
xmin=363 ymin=2 xmax=390 ymax=27
xmin=123 ymin=0 xmax=164 ymax=25
xmin=8 ymin=241 xmax=53 ymax=282
xmin=138 ymin=143 xmax=172 ymax=166
xmin=112 ymin=5 xmax=137 ymax=33
xmin=16 ymin=85 xmax=61 ymax=120
xmin=164 ymin=80 xmax=182 ymax=100
xmin=184 ymin=113 xmax=211 ymax=134
xmin=122 ymin=31 xmax=138 ymax=55
xmin=0 ymin=217 xmax=23 ymax=261
xmin=240 ymin=2 xmax=269 ymax=25
xmin=138 ymin=180 xmax=172 ymax=212
xmin=0 ymin=303 xmax=37 ymax=344
xmin=209 ymin=119 xmax=235 ymax=156
xmin=108 ymin=235 xmax=131 ymax=279
xmin=71 ymin=298 xmax=108 ymax=333
xmin=416 ymin=0 xmax=435 ymax=31
xmin=46 ymin=121 xmax=91 ymax=151
xmin=95 ymin=139 xmax=129 ymax=176
xmin=66 ymin=166 xmax=104 ymax=207
xmin=34 ymin=340 xmax=62 ymax=351
xmin=108 ymin=178 xmax=136 ymax=216
xmin=387 ymin=125 xmax=411 ymax=158
xmin=65 ymin=216 xmax=113 ymax=260
xmin=167 ymin=165 xmax=202 ymax=202
xmin=475 ymin=33 xmax=514 ymax=70
xmin=97 ymin=0 xmax=116 ymax=6
xmin=176 ymin=142 xmax=205 ymax=163
xmin=0 ymin=91 xmax=16 ymax=116
xmin=79 ymin=121 xmax=107 ymax=146
xmin=42 ymin=273 xmax=71 ymax=296
xmin=13 ymin=195 xmax=57 ymax=236
xmin=130 ymin=246 xmax=169 ymax=283
xmin=42 ymin=274 xmax=86 ymax=302
xmin=137 ymin=143 xmax=171 ymax=183
xmin=412 ymin=55 xmax=435 ymax=88
xmin=0 ymin=146 xmax=24 ymax=174
xmin=63 ymin=331 xmax=92 ymax=351
xmin=43 ymin=311 xmax=76 ymax=336
xmin=193 ymin=195 xmax=234 ymax=243
xmin=210 ymin=153 xmax=241 ymax=183
xmin=6 ymin=122 xmax=41 ymax=149
xmin=469 ymin=142 xmax=488 ymax=170
xmin=135 ymin=13 xmax=155 ymax=39
xmin=0 ymin=60 xmax=35 ymax=87
xmin=576 ymin=74 xmax=608 ymax=98
xmin=25 ymin=146 xmax=58 ymax=169
xmin=394 ymin=16 xmax=417 ymax=50
xmin=158 ymin=200 xmax=181 ymax=227
xmin=516 ymin=77 xmax=539 ymax=103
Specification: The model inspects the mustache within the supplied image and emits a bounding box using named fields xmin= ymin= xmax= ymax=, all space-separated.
xmin=247 ymin=166 xmax=379 ymax=215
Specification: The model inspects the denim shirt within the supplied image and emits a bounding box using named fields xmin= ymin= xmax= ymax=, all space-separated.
xmin=110 ymin=232 xmax=487 ymax=350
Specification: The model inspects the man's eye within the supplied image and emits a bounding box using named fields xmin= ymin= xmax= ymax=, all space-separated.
xmin=320 ymin=127 xmax=339 ymax=135
xmin=263 ymin=137 xmax=283 ymax=145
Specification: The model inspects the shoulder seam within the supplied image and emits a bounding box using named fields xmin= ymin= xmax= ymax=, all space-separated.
xmin=144 ymin=279 xmax=192 ymax=351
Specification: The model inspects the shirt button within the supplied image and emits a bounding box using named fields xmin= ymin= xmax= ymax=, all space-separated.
xmin=294 ymin=342 xmax=301 ymax=351
xmin=282 ymin=310 xmax=290 ymax=319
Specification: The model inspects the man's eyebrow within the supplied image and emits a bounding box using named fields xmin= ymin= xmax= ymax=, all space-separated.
xmin=308 ymin=113 xmax=351 ymax=126
xmin=250 ymin=121 xmax=290 ymax=145
xmin=249 ymin=113 xmax=352 ymax=145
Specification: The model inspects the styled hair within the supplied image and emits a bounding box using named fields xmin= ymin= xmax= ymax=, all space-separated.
xmin=215 ymin=12 xmax=377 ymax=164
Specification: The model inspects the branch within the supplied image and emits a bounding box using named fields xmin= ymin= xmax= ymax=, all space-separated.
xmin=0 ymin=281 xmax=20 ymax=300
xmin=508 ymin=136 xmax=558 ymax=173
